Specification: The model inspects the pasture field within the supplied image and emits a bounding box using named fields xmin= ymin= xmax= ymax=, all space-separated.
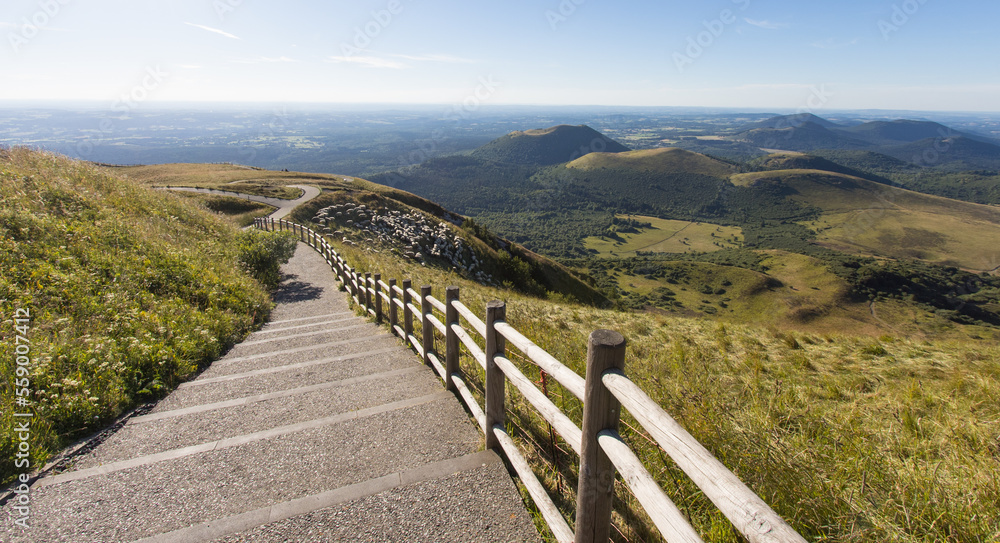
xmin=584 ymin=215 xmax=743 ymax=257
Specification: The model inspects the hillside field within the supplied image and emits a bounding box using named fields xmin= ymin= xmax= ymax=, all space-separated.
xmin=583 ymin=215 xmax=743 ymax=257
xmin=731 ymin=169 xmax=1000 ymax=272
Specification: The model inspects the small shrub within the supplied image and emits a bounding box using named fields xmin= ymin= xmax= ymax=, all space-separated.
xmin=236 ymin=229 xmax=297 ymax=290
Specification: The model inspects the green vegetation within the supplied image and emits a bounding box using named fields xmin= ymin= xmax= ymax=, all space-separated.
xmin=812 ymin=149 xmax=1000 ymax=206
xmin=287 ymin=189 xmax=610 ymax=307
xmin=235 ymin=229 xmax=298 ymax=290
xmin=176 ymin=194 xmax=276 ymax=227
xmin=584 ymin=215 xmax=743 ymax=257
xmin=319 ymin=223 xmax=1000 ymax=542
xmin=566 ymin=147 xmax=736 ymax=178
xmin=470 ymin=125 xmax=629 ymax=165
xmin=0 ymin=149 xmax=275 ymax=485
xmin=10 ymin=148 xmax=997 ymax=540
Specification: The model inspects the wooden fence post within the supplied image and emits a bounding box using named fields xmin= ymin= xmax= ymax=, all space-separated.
xmin=421 ymin=286 xmax=433 ymax=366
xmin=349 ymin=268 xmax=358 ymax=304
xmin=484 ymin=301 xmax=506 ymax=450
xmin=575 ymin=330 xmax=627 ymax=543
xmin=445 ymin=287 xmax=459 ymax=392
xmin=374 ymin=274 xmax=383 ymax=324
xmin=402 ymin=279 xmax=413 ymax=343
xmin=388 ymin=279 xmax=398 ymax=332
xmin=364 ymin=273 xmax=372 ymax=312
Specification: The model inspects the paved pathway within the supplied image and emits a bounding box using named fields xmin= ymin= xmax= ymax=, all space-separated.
xmin=162 ymin=184 xmax=322 ymax=219
xmin=3 ymin=243 xmax=539 ymax=542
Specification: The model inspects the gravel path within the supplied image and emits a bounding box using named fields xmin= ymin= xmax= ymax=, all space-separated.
xmin=1 ymin=242 xmax=538 ymax=542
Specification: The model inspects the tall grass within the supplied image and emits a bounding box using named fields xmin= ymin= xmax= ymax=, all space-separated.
xmin=0 ymin=149 xmax=273 ymax=484
xmin=322 ymin=222 xmax=1000 ymax=542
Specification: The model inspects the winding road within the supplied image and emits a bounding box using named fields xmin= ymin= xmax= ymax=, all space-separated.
xmin=162 ymin=184 xmax=322 ymax=220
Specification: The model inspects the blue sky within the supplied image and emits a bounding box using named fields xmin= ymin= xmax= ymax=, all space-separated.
xmin=1 ymin=0 xmax=998 ymax=111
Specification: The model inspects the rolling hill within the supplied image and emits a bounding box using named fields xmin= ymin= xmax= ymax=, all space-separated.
xmin=469 ymin=124 xmax=629 ymax=165
xmin=734 ymin=120 xmax=871 ymax=151
xmin=838 ymin=119 xmax=997 ymax=146
xmin=729 ymin=168 xmax=1000 ymax=272
xmin=740 ymin=113 xmax=843 ymax=131
xmin=566 ymin=147 xmax=737 ymax=177
xmin=123 ymin=162 xmax=611 ymax=307
xmin=730 ymin=114 xmax=1000 ymax=169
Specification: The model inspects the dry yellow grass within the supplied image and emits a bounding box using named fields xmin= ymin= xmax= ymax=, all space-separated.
xmin=584 ymin=215 xmax=743 ymax=257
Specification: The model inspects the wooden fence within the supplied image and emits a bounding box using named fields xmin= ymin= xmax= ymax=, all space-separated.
xmin=255 ymin=217 xmax=806 ymax=543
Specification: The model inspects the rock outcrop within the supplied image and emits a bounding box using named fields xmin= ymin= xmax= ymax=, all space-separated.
xmin=314 ymin=202 xmax=495 ymax=285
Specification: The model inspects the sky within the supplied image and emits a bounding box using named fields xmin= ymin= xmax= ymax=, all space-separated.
xmin=1 ymin=0 xmax=998 ymax=112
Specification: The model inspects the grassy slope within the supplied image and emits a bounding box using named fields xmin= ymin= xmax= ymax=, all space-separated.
xmin=132 ymin=159 xmax=613 ymax=306
xmin=470 ymin=125 xmax=630 ymax=165
xmin=731 ymin=169 xmax=1000 ymax=272
xmin=112 ymin=163 xmax=337 ymax=199
xmin=566 ymin=148 xmax=736 ymax=178
xmin=318 ymin=228 xmax=1000 ymax=542
xmin=0 ymin=150 xmax=272 ymax=483
xmin=584 ymin=215 xmax=743 ymax=257
xmin=287 ymin=189 xmax=610 ymax=307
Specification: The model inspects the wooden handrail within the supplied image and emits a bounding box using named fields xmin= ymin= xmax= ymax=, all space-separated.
xmin=601 ymin=370 xmax=807 ymax=543
xmin=425 ymin=294 xmax=447 ymax=315
xmin=493 ymin=353 xmax=582 ymax=455
xmin=252 ymin=218 xmax=805 ymax=543
xmin=493 ymin=423 xmax=575 ymax=543
xmin=452 ymin=300 xmax=486 ymax=337
xmin=494 ymin=321 xmax=586 ymax=402
xmin=597 ymin=430 xmax=704 ymax=543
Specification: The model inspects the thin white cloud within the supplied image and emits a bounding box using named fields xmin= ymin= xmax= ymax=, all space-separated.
xmin=327 ymin=55 xmax=405 ymax=69
xmin=389 ymin=53 xmax=477 ymax=64
xmin=178 ymin=64 xmax=204 ymax=69
xmin=810 ymin=37 xmax=859 ymax=49
xmin=744 ymin=18 xmax=788 ymax=30
xmin=184 ymin=22 xmax=241 ymax=40
xmin=234 ymin=56 xmax=298 ymax=64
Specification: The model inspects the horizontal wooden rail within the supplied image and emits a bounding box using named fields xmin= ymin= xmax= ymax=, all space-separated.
xmin=253 ymin=218 xmax=805 ymax=543
xmin=452 ymin=324 xmax=486 ymax=369
xmin=493 ymin=424 xmax=575 ymax=543
xmin=493 ymin=353 xmax=582 ymax=455
xmin=601 ymin=370 xmax=807 ymax=543
xmin=426 ymin=294 xmax=447 ymax=314
xmin=426 ymin=313 xmax=447 ymax=336
xmin=597 ymin=430 xmax=703 ymax=543
xmin=494 ymin=322 xmax=585 ymax=402
xmin=452 ymin=300 xmax=486 ymax=337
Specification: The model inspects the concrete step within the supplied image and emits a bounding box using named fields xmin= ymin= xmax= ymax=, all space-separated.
xmin=199 ymin=331 xmax=399 ymax=379
xmin=14 ymin=396 xmax=481 ymax=542
xmin=69 ymin=365 xmax=442 ymax=467
xmin=150 ymin=346 xmax=415 ymax=412
xmin=146 ymin=451 xmax=538 ymax=543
